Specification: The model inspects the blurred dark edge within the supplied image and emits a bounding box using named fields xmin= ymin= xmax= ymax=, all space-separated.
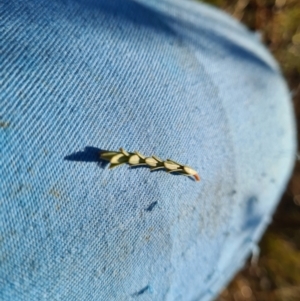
xmin=198 ymin=1 xmax=300 ymax=301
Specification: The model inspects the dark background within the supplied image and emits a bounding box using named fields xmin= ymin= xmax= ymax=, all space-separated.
xmin=197 ymin=1 xmax=300 ymax=300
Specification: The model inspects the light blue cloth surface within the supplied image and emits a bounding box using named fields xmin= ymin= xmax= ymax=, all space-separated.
xmin=0 ymin=0 xmax=296 ymax=300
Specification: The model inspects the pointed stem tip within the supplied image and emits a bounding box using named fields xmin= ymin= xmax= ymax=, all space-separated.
xmin=194 ymin=174 xmax=200 ymax=181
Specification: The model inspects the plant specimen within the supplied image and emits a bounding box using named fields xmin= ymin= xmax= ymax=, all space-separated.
xmin=100 ymin=148 xmax=200 ymax=181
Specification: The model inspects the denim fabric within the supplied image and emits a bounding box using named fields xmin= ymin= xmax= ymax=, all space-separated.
xmin=0 ymin=0 xmax=296 ymax=300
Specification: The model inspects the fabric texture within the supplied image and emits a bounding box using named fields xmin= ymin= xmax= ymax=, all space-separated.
xmin=0 ymin=0 xmax=296 ymax=300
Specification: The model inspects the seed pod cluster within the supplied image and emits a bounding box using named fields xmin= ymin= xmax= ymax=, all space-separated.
xmin=100 ymin=148 xmax=200 ymax=181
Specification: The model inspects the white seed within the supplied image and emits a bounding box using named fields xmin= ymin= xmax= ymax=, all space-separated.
xmin=164 ymin=161 xmax=180 ymax=170
xmin=145 ymin=157 xmax=158 ymax=167
xmin=100 ymin=151 xmax=119 ymax=160
xmin=110 ymin=153 xmax=127 ymax=164
xmin=128 ymin=154 xmax=141 ymax=165
xmin=183 ymin=166 xmax=197 ymax=175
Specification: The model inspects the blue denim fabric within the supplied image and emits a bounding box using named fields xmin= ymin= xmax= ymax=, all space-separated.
xmin=0 ymin=0 xmax=296 ymax=300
